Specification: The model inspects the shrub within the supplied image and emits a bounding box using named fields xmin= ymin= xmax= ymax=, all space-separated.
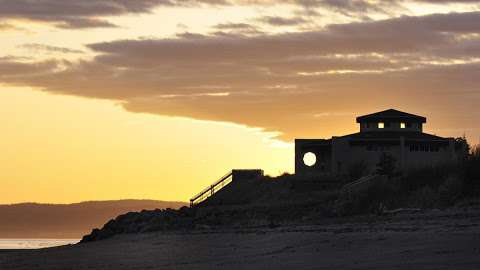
xmin=335 ymin=176 xmax=398 ymax=216
xmin=455 ymin=136 xmax=470 ymax=160
xmin=409 ymin=186 xmax=438 ymax=208
xmin=347 ymin=160 xmax=370 ymax=181
xmin=401 ymin=173 xmax=464 ymax=209
xmin=376 ymin=152 xmax=396 ymax=177
xmin=438 ymin=175 xmax=464 ymax=207
xmin=464 ymin=145 xmax=480 ymax=194
xmin=400 ymin=162 xmax=460 ymax=192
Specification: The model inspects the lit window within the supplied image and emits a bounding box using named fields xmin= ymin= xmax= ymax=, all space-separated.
xmin=303 ymin=152 xmax=316 ymax=167
xmin=400 ymin=122 xmax=406 ymax=129
xmin=378 ymin=122 xmax=385 ymax=129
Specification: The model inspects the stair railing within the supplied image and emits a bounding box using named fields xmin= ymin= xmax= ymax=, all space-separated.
xmin=190 ymin=171 xmax=233 ymax=207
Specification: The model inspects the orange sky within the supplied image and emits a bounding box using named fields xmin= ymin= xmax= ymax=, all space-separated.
xmin=0 ymin=87 xmax=292 ymax=203
xmin=0 ymin=0 xmax=479 ymax=203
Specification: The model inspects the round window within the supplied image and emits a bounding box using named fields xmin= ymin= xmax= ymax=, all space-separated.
xmin=303 ymin=152 xmax=317 ymax=167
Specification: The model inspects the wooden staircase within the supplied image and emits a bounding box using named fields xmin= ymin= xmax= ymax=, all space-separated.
xmin=190 ymin=171 xmax=233 ymax=207
xmin=189 ymin=169 xmax=264 ymax=207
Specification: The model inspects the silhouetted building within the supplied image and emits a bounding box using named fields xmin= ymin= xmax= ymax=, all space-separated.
xmin=295 ymin=109 xmax=458 ymax=175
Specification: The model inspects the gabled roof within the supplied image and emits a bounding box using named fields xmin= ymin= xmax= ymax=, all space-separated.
xmin=356 ymin=109 xmax=426 ymax=123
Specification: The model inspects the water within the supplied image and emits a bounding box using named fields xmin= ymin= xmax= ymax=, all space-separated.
xmin=0 ymin=239 xmax=79 ymax=249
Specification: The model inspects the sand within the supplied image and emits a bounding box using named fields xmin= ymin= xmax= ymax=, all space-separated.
xmin=1 ymin=208 xmax=480 ymax=270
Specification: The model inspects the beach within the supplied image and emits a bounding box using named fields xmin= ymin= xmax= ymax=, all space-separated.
xmin=1 ymin=207 xmax=479 ymax=270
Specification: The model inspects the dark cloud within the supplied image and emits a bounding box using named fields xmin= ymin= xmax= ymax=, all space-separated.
xmin=2 ymin=11 xmax=480 ymax=140
xmin=0 ymin=0 xmax=271 ymax=30
xmin=1 ymin=0 xmax=473 ymax=30
xmin=0 ymin=0 xmax=179 ymax=29
xmin=88 ymin=12 xmax=480 ymax=66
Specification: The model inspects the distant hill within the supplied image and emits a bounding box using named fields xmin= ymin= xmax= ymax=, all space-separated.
xmin=0 ymin=200 xmax=187 ymax=239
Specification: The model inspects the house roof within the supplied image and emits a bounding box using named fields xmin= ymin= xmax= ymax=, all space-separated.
xmin=340 ymin=131 xmax=448 ymax=141
xmin=356 ymin=109 xmax=427 ymax=123
xmin=295 ymin=131 xmax=451 ymax=147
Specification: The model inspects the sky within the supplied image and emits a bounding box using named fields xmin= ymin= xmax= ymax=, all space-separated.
xmin=1 ymin=0 xmax=480 ymax=204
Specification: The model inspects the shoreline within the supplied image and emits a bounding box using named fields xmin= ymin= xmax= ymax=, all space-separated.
xmin=0 ymin=239 xmax=79 ymax=251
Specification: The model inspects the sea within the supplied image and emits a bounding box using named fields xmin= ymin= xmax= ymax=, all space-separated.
xmin=0 ymin=239 xmax=79 ymax=249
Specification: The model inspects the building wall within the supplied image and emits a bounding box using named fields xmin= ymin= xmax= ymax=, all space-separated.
xmin=331 ymin=137 xmax=456 ymax=175
xmin=360 ymin=122 xmax=422 ymax=132
xmin=332 ymin=137 xmax=402 ymax=174
xmin=295 ymin=137 xmax=457 ymax=176
xmin=295 ymin=139 xmax=332 ymax=175
xmin=403 ymin=140 xmax=456 ymax=170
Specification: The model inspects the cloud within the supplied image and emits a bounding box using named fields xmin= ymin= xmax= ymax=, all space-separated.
xmin=54 ymin=18 xmax=118 ymax=29
xmin=2 ymin=11 xmax=480 ymax=140
xmin=0 ymin=22 xmax=28 ymax=32
xmin=0 ymin=22 xmax=14 ymax=30
xmin=0 ymin=0 xmax=399 ymax=31
xmin=274 ymin=0 xmax=405 ymax=19
xmin=412 ymin=0 xmax=480 ymax=2
xmin=0 ymin=0 xmax=177 ymax=29
xmin=0 ymin=0 xmax=269 ymax=30
xmin=301 ymin=0 xmax=396 ymax=12
xmin=258 ymin=16 xmax=308 ymax=26
xmin=214 ymin=22 xmax=256 ymax=30
xmin=0 ymin=58 xmax=58 ymax=76
xmin=1 ymin=0 xmax=472 ymax=30
xmin=87 ymin=12 xmax=480 ymax=67
xmin=18 ymin=43 xmax=84 ymax=54
xmin=211 ymin=22 xmax=264 ymax=36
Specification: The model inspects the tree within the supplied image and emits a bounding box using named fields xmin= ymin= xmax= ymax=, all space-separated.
xmin=376 ymin=152 xmax=396 ymax=177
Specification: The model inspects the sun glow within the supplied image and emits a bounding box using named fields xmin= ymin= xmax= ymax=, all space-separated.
xmin=0 ymin=87 xmax=292 ymax=204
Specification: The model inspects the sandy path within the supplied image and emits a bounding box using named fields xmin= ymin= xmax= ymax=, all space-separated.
xmin=1 ymin=209 xmax=480 ymax=269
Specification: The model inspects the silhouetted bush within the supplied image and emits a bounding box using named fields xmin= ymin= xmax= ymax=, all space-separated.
xmin=335 ymin=176 xmax=399 ymax=215
xmin=455 ymin=136 xmax=470 ymax=161
xmin=403 ymin=174 xmax=464 ymax=209
xmin=347 ymin=160 xmax=370 ymax=181
xmin=463 ymin=145 xmax=480 ymax=195
xmin=376 ymin=152 xmax=396 ymax=177
xmin=409 ymin=186 xmax=438 ymax=208
xmin=438 ymin=175 xmax=464 ymax=206
xmin=400 ymin=162 xmax=461 ymax=191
